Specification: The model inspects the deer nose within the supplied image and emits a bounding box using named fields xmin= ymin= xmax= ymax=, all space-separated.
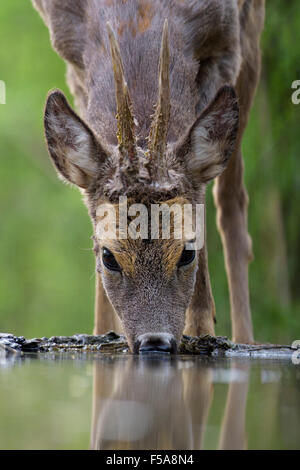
xmin=135 ymin=333 xmax=177 ymax=355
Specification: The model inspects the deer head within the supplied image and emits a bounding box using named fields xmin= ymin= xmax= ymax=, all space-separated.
xmin=43 ymin=21 xmax=239 ymax=353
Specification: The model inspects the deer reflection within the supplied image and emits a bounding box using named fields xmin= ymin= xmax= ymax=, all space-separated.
xmin=90 ymin=357 xmax=250 ymax=450
xmin=218 ymin=360 xmax=250 ymax=450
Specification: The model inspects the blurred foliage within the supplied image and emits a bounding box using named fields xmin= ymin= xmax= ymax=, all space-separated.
xmin=0 ymin=1 xmax=299 ymax=343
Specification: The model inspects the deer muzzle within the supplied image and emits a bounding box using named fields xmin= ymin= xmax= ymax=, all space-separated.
xmin=134 ymin=333 xmax=177 ymax=355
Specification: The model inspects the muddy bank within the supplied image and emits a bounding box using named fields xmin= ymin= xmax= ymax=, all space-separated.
xmin=0 ymin=332 xmax=298 ymax=360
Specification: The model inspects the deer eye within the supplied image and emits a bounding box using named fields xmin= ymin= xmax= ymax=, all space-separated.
xmin=178 ymin=247 xmax=196 ymax=267
xmin=102 ymin=247 xmax=121 ymax=272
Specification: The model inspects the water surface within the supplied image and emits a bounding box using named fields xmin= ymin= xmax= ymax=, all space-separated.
xmin=0 ymin=353 xmax=299 ymax=449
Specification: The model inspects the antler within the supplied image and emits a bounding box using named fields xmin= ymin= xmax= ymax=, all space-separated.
xmin=106 ymin=22 xmax=137 ymax=163
xmin=148 ymin=19 xmax=170 ymax=171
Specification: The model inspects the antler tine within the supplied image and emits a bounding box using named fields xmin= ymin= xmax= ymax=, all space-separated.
xmin=148 ymin=19 xmax=170 ymax=170
xmin=106 ymin=22 xmax=137 ymax=162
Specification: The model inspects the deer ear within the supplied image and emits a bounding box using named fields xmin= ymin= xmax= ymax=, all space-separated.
xmin=44 ymin=90 xmax=107 ymax=188
xmin=185 ymin=86 xmax=239 ymax=183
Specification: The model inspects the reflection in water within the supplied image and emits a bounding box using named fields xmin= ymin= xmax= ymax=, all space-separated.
xmin=0 ymin=353 xmax=299 ymax=449
xmin=90 ymin=356 xmax=250 ymax=450
xmin=218 ymin=362 xmax=249 ymax=450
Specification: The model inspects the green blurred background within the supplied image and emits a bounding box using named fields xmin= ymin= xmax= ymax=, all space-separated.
xmin=0 ymin=0 xmax=299 ymax=343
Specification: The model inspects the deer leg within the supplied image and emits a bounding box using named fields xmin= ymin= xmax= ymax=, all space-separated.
xmin=211 ymin=0 xmax=265 ymax=343
xmin=213 ymin=147 xmax=254 ymax=343
xmin=184 ymin=245 xmax=215 ymax=337
xmin=94 ymin=273 xmax=122 ymax=335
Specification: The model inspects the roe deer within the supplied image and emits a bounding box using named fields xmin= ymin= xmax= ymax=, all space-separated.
xmin=32 ymin=0 xmax=265 ymax=353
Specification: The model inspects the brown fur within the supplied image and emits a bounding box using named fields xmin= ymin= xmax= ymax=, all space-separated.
xmin=32 ymin=0 xmax=265 ymax=349
xmin=95 ymin=196 xmax=188 ymax=278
